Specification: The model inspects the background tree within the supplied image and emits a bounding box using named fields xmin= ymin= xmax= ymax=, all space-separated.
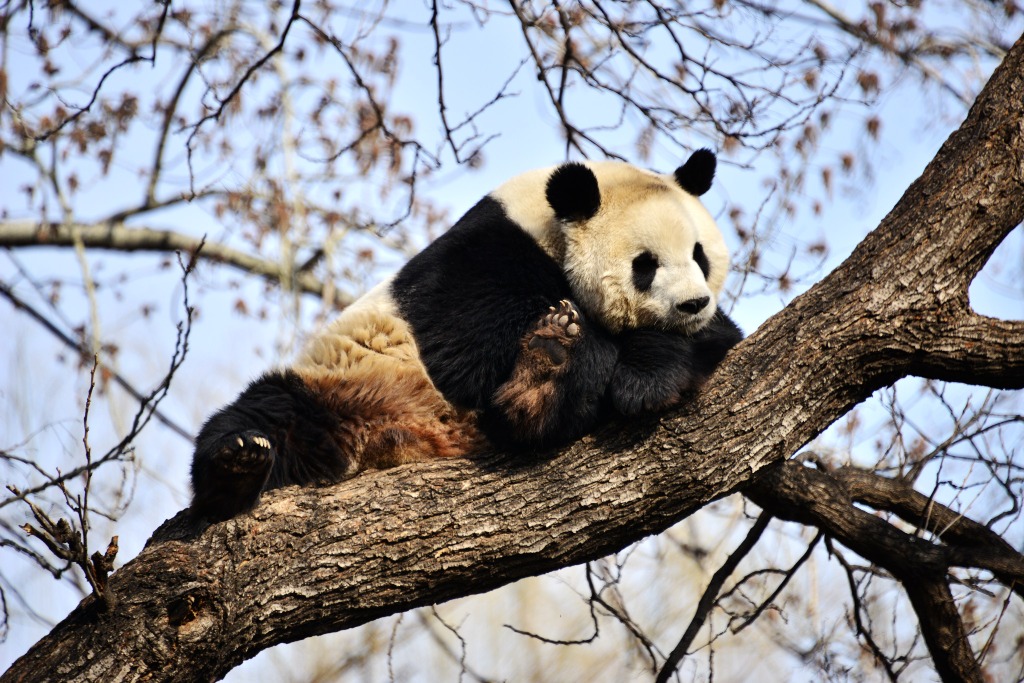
xmin=1 ymin=1 xmax=1022 ymax=681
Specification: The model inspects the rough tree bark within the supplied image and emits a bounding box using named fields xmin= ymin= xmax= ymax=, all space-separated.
xmin=4 ymin=32 xmax=1023 ymax=683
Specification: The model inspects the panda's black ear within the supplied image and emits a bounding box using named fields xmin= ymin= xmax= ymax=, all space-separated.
xmin=674 ymin=148 xmax=716 ymax=197
xmin=546 ymin=162 xmax=601 ymax=222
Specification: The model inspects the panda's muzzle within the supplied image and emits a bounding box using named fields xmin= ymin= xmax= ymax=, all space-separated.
xmin=676 ymin=296 xmax=710 ymax=316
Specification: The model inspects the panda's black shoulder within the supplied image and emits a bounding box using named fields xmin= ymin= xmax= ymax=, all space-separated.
xmin=401 ymin=196 xmax=524 ymax=265
xmin=392 ymin=195 xmax=564 ymax=300
xmin=391 ymin=195 xmax=574 ymax=410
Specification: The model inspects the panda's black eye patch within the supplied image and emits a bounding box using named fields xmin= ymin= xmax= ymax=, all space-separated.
xmin=632 ymin=251 xmax=659 ymax=292
xmin=693 ymin=242 xmax=710 ymax=279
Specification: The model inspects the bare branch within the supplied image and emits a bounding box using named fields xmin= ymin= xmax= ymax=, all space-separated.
xmin=3 ymin=249 xmax=199 ymax=516
xmin=745 ymin=459 xmax=1023 ymax=683
xmin=831 ymin=542 xmax=901 ymax=682
xmin=655 ymin=513 xmax=771 ymax=683
xmin=0 ymin=281 xmax=193 ymax=442
xmin=184 ymin=0 xmax=303 ymax=191
xmin=0 ymin=219 xmax=342 ymax=304
xmin=31 ymin=1 xmax=172 ymax=142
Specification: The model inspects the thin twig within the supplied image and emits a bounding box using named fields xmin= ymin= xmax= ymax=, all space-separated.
xmin=656 ymin=512 xmax=771 ymax=683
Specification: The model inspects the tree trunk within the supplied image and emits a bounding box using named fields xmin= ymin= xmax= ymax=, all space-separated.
xmin=4 ymin=32 xmax=1023 ymax=683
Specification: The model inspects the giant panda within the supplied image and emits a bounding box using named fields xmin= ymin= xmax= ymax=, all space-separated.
xmin=190 ymin=150 xmax=742 ymax=520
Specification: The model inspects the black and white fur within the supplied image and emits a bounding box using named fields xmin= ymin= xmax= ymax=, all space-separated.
xmin=190 ymin=150 xmax=742 ymax=519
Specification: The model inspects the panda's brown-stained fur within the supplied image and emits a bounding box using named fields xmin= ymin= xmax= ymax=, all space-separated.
xmin=290 ymin=282 xmax=483 ymax=472
xmin=294 ymin=365 xmax=481 ymax=473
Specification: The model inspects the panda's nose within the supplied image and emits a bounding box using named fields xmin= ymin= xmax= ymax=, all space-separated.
xmin=676 ymin=296 xmax=710 ymax=315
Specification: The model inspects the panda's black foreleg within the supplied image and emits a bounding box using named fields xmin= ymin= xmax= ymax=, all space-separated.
xmin=190 ymin=369 xmax=343 ymax=520
xmin=608 ymin=308 xmax=742 ymax=416
xmin=489 ymin=299 xmax=617 ymax=448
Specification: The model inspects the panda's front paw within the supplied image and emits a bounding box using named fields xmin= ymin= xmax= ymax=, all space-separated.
xmin=527 ymin=299 xmax=581 ymax=366
xmin=192 ymin=429 xmax=276 ymax=520
xmin=491 ymin=300 xmax=584 ymax=441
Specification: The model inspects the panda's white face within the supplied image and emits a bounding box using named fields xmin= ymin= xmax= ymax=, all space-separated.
xmin=562 ymin=185 xmax=726 ymax=334
xmin=492 ymin=155 xmax=729 ymax=335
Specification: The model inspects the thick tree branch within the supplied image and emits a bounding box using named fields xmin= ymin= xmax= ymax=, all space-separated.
xmin=5 ymin=30 xmax=1024 ymax=683
xmin=747 ymin=461 xmax=1024 ymax=584
xmin=837 ymin=466 xmax=1022 ymax=554
xmin=910 ymin=314 xmax=1024 ymax=389
xmin=902 ymin=578 xmax=984 ymax=683
xmin=837 ymin=464 xmax=1024 ymax=599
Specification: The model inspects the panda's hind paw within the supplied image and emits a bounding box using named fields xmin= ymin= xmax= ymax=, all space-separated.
xmin=191 ymin=429 xmax=276 ymax=520
xmin=527 ymin=299 xmax=581 ymax=366
xmin=212 ymin=430 xmax=276 ymax=476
